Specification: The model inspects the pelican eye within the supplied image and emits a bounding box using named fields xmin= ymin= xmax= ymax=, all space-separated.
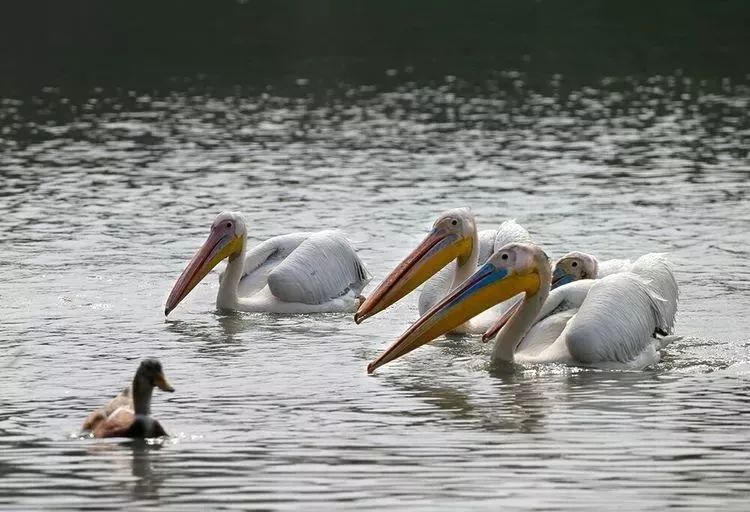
xmin=501 ymin=253 xmax=509 ymax=260
xmin=571 ymin=261 xmax=578 ymax=267
xmin=451 ymin=219 xmax=458 ymax=226
xmin=225 ymin=222 xmax=233 ymax=229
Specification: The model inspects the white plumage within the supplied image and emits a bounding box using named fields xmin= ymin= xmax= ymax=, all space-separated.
xmin=564 ymin=272 xmax=672 ymax=365
xmin=506 ymin=252 xmax=679 ymax=369
xmin=267 ymin=230 xmax=371 ymax=305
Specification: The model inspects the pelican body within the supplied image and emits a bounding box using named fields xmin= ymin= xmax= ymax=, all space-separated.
xmin=354 ymin=208 xmax=530 ymax=333
xmin=82 ymin=359 xmax=174 ymax=439
xmin=165 ymin=212 xmax=371 ymax=315
xmin=368 ymin=243 xmax=679 ymax=373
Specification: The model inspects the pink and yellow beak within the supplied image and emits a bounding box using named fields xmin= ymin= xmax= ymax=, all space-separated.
xmin=164 ymin=228 xmax=243 ymax=316
xmin=367 ymin=262 xmax=540 ymax=373
xmin=354 ymin=228 xmax=472 ymax=324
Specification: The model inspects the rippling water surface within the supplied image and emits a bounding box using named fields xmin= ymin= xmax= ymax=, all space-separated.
xmin=1 ymin=73 xmax=750 ymax=510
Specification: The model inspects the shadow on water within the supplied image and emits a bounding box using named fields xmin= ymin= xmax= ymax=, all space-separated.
xmin=128 ymin=441 xmax=166 ymax=502
xmin=83 ymin=440 xmax=168 ymax=502
xmin=164 ymin=311 xmax=257 ymax=346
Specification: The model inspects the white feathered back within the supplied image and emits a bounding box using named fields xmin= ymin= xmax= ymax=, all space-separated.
xmin=478 ymin=220 xmax=531 ymax=265
xmin=630 ymin=253 xmax=679 ymax=334
xmin=565 ymin=272 xmax=669 ymax=364
xmin=477 ymin=229 xmax=499 ymax=265
xmin=267 ymin=230 xmax=371 ymax=305
xmin=596 ymin=258 xmax=632 ymax=278
xmin=493 ymin=220 xmax=531 ymax=254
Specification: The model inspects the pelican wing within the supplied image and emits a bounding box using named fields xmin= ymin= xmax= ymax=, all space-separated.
xmin=630 ymin=253 xmax=678 ymax=334
xmin=478 ymin=220 xmax=531 ymax=265
xmin=221 ymin=232 xmax=312 ymax=297
xmin=267 ymin=230 xmax=371 ymax=305
xmin=564 ymin=272 xmax=669 ymax=364
xmin=477 ymin=229 xmax=499 ymax=265
xmin=536 ymin=279 xmax=594 ymax=321
xmin=518 ymin=309 xmax=578 ymax=357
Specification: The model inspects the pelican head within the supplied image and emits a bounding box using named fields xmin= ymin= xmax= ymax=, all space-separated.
xmin=354 ymin=208 xmax=476 ymax=324
xmin=551 ymin=251 xmax=598 ymax=289
xmin=164 ymin=211 xmax=246 ymax=316
xmin=367 ymin=243 xmax=549 ymax=373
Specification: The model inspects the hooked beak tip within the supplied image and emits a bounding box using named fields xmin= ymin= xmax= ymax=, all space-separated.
xmin=164 ymin=307 xmax=171 ymax=317
xmin=366 ymin=362 xmax=376 ymax=374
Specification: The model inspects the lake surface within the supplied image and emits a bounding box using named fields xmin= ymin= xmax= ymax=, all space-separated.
xmin=1 ymin=72 xmax=750 ymax=510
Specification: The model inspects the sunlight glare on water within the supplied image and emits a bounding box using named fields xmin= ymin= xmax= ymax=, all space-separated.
xmin=1 ymin=73 xmax=750 ymax=510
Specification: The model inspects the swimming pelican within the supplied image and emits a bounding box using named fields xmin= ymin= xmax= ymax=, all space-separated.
xmin=165 ymin=212 xmax=371 ymax=315
xmin=367 ymin=243 xmax=678 ymax=373
xmin=82 ymin=359 xmax=174 ymax=438
xmin=354 ymin=208 xmax=530 ymax=333
xmin=482 ymin=251 xmax=676 ymax=341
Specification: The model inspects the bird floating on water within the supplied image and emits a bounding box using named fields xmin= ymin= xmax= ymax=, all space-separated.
xmin=482 ymin=250 xmax=679 ymax=342
xmin=354 ymin=208 xmax=530 ymax=333
xmin=81 ymin=359 xmax=174 ymax=438
xmin=367 ymin=243 xmax=679 ymax=373
xmin=165 ymin=211 xmax=371 ymax=315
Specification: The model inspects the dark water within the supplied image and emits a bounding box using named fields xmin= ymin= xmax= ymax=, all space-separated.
xmin=1 ymin=71 xmax=750 ymax=510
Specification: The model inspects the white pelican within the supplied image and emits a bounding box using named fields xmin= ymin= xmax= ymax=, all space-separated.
xmin=482 ymin=251 xmax=678 ymax=341
xmin=354 ymin=208 xmax=530 ymax=333
xmin=367 ymin=243 xmax=679 ymax=373
xmin=165 ymin=212 xmax=371 ymax=315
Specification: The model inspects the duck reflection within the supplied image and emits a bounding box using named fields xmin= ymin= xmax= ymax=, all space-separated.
xmin=129 ymin=440 xmax=166 ymax=501
xmin=85 ymin=440 xmax=167 ymax=502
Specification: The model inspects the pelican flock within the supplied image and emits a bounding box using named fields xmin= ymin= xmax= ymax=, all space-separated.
xmin=163 ymin=210 xmax=680 ymax=372
xmin=367 ymin=242 xmax=679 ymax=373
xmin=162 ymin=209 xmax=680 ymax=376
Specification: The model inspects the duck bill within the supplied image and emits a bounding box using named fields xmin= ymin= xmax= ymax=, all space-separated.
xmin=367 ymin=263 xmax=540 ymax=373
xmin=481 ymin=296 xmax=523 ymax=342
xmin=354 ymin=229 xmax=472 ymax=323
xmin=164 ymin=229 xmax=243 ymax=316
xmin=551 ymin=266 xmax=574 ymax=289
xmin=155 ymin=373 xmax=175 ymax=392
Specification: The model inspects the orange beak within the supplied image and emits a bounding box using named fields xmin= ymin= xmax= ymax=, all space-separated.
xmin=354 ymin=228 xmax=472 ymax=323
xmin=165 ymin=228 xmax=243 ymax=316
xmin=367 ymin=262 xmax=540 ymax=373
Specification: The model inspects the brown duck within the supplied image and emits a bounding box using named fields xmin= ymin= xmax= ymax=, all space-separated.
xmin=82 ymin=359 xmax=174 ymax=438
